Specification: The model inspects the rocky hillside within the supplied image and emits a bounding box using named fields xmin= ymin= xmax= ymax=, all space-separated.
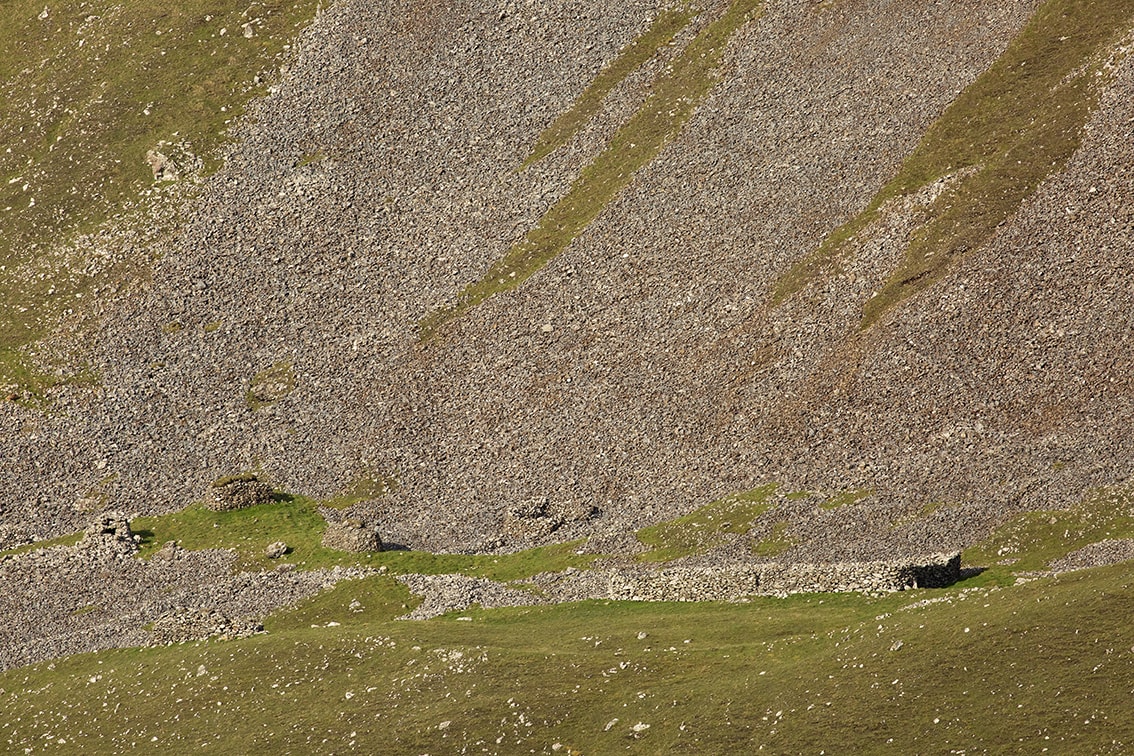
xmin=2 ymin=0 xmax=1132 ymax=559
xmin=2 ymin=1 xmax=1134 ymax=750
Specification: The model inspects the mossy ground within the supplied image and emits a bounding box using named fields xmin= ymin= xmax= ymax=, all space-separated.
xmin=635 ymin=484 xmax=778 ymax=562
xmin=0 ymin=0 xmax=320 ymax=394
xmin=773 ymin=0 xmax=1134 ymax=327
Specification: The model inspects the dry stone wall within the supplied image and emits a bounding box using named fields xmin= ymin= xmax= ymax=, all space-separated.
xmin=596 ymin=553 xmax=961 ymax=602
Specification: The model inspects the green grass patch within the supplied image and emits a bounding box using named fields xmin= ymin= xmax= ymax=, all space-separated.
xmin=772 ymin=0 xmax=1134 ymax=328
xmin=131 ymin=496 xmax=597 ymax=579
xmin=818 ymin=488 xmax=872 ymax=510
xmin=0 ymin=530 xmax=83 ymax=559
xmin=419 ymin=0 xmax=764 ymax=341
xmin=0 ymin=0 xmax=320 ymax=393
xmin=245 ymin=360 xmax=295 ymax=410
xmin=322 ymin=472 xmax=400 ymax=509
xmin=521 ymin=7 xmax=698 ymax=169
xmin=295 ymin=148 xmax=325 ymax=167
xmin=636 ymin=483 xmax=778 ymax=562
xmin=964 ymin=485 xmax=1134 ymax=574
xmin=4 ymin=560 xmax=1133 ymax=753
xmin=753 ymin=520 xmax=795 ymax=557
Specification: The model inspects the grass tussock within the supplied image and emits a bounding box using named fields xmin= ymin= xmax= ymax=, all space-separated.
xmin=419 ymin=0 xmax=764 ymax=341
xmin=773 ymin=0 xmax=1134 ymax=327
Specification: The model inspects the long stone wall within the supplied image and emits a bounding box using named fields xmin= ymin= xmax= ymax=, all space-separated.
xmin=600 ymin=553 xmax=961 ymax=602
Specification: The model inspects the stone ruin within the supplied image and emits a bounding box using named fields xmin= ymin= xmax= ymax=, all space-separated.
xmin=206 ymin=474 xmax=274 ymax=512
xmin=80 ymin=512 xmax=139 ymax=556
xmin=322 ymin=517 xmax=382 ymax=553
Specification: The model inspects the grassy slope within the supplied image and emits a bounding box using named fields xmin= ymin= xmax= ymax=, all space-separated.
xmin=773 ymin=0 xmax=1134 ymax=327
xmin=0 ymin=563 xmax=1130 ymax=752
xmin=131 ymin=494 xmax=597 ymax=578
xmin=419 ymin=0 xmax=764 ymax=342
xmin=0 ymin=0 xmax=320 ymax=395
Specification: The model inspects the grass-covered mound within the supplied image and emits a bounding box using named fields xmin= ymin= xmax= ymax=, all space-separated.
xmin=131 ymin=493 xmax=598 ymax=579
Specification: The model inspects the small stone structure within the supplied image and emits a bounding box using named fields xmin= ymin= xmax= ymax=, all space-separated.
xmin=504 ymin=498 xmax=561 ymax=540
xmin=322 ymin=518 xmax=382 ymax=553
xmin=80 ymin=512 xmax=139 ymax=556
xmin=503 ymin=497 xmax=599 ymax=540
xmin=207 ymin=474 xmax=274 ymax=512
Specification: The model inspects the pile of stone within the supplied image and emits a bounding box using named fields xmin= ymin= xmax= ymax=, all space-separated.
xmin=395 ymin=573 xmax=544 ymax=620
xmin=606 ymin=565 xmax=763 ymax=602
xmin=503 ymin=497 xmax=599 ymax=541
xmin=322 ymin=517 xmax=382 ymax=552
xmin=1049 ymin=539 xmax=1134 ymax=573
xmin=148 ymin=607 xmax=264 ymax=645
xmin=207 ymin=474 xmax=274 ymax=512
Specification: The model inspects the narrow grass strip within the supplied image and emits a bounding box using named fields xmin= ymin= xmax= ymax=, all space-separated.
xmin=771 ymin=0 xmax=1134 ymax=328
xmin=420 ymin=0 xmax=763 ymax=342
xmin=521 ymin=7 xmax=699 ymax=169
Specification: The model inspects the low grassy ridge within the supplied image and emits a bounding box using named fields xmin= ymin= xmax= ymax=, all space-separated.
xmin=419 ymin=0 xmax=764 ymax=341
xmin=773 ymin=0 xmax=1134 ymax=327
xmin=0 ymin=0 xmax=320 ymax=395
